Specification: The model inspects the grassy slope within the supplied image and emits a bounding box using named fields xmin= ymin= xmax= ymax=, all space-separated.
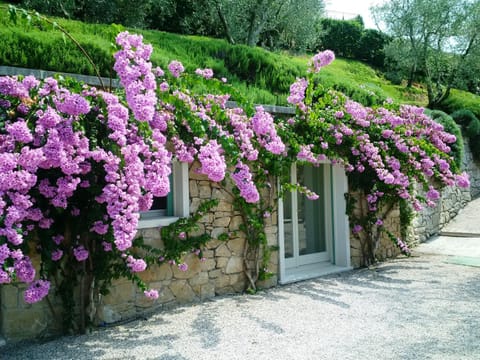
xmin=0 ymin=2 xmax=477 ymax=111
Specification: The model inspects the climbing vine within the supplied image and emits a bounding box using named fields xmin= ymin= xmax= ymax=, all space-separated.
xmin=0 ymin=8 xmax=470 ymax=334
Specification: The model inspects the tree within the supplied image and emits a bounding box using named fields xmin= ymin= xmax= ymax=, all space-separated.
xmin=316 ymin=18 xmax=364 ymax=58
xmin=211 ymin=0 xmax=324 ymax=48
xmin=372 ymin=0 xmax=480 ymax=108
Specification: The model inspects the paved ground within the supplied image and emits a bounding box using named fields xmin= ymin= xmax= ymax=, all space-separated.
xmin=3 ymin=199 xmax=480 ymax=360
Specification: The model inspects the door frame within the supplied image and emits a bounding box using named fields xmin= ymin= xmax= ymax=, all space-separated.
xmin=278 ymin=162 xmax=351 ymax=284
xmin=283 ymin=164 xmax=331 ymax=269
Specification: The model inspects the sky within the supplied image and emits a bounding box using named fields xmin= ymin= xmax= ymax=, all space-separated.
xmin=324 ymin=0 xmax=387 ymax=29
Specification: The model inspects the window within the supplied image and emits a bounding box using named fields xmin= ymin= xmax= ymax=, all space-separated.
xmin=138 ymin=162 xmax=189 ymax=229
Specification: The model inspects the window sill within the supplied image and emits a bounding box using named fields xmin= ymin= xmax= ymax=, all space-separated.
xmin=137 ymin=216 xmax=179 ymax=229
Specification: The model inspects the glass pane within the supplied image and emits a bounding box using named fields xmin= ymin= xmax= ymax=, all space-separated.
xmin=283 ymin=190 xmax=294 ymax=258
xmin=298 ymin=165 xmax=326 ymax=255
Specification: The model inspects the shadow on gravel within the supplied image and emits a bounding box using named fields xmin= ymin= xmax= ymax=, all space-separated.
xmin=191 ymin=309 xmax=221 ymax=349
xmin=283 ymin=282 xmax=350 ymax=308
xmin=242 ymin=313 xmax=285 ymax=334
xmin=3 ymin=330 xmax=181 ymax=360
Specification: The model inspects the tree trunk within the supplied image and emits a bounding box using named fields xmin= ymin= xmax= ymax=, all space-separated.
xmin=213 ymin=0 xmax=235 ymax=45
xmin=246 ymin=0 xmax=267 ymax=46
xmin=407 ymin=62 xmax=416 ymax=88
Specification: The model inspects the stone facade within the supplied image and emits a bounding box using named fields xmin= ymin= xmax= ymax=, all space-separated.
xmin=409 ymin=136 xmax=480 ymax=244
xmin=462 ymin=137 xmax=480 ymax=198
xmin=0 ymin=164 xmax=279 ymax=342
xmin=3 ymin=137 xmax=480 ymax=342
xmin=348 ymin=192 xmax=402 ymax=268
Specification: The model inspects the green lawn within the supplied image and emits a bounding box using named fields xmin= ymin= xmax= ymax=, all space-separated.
xmin=0 ymin=2 xmax=477 ymax=110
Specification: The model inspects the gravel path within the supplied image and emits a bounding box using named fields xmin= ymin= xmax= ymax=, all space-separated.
xmin=3 ymin=252 xmax=480 ymax=360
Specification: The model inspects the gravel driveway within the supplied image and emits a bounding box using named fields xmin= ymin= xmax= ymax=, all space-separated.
xmin=3 ymin=252 xmax=480 ymax=360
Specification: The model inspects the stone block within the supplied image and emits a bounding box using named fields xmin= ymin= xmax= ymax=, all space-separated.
xmin=215 ymin=285 xmax=235 ymax=296
xmin=202 ymin=249 xmax=215 ymax=258
xmin=229 ymin=272 xmax=246 ymax=286
xmin=212 ymin=189 xmax=234 ymax=202
xmin=227 ymin=238 xmax=245 ymax=255
xmin=158 ymin=287 xmax=176 ymax=304
xmin=214 ymin=274 xmax=231 ymax=289
xmin=215 ymin=244 xmax=231 ymax=257
xmin=201 ymin=258 xmax=216 ymax=271
xmin=225 ymin=256 xmax=244 ymax=274
xmin=350 ymin=247 xmax=363 ymax=257
xmin=216 ymin=257 xmax=229 ymax=269
xmin=213 ymin=217 xmax=231 ymax=228
xmin=215 ymin=200 xmax=234 ymax=212
xmin=257 ymin=275 xmax=278 ymax=289
xmin=189 ymin=167 xmax=208 ymax=181
xmin=189 ymin=180 xmax=199 ymax=197
xmin=189 ymin=223 xmax=205 ymax=238
xmin=188 ymin=272 xmax=209 ymax=287
xmin=103 ymin=282 xmax=135 ymax=306
xmin=211 ymin=227 xmax=227 ymax=240
xmin=229 ymin=216 xmax=243 ymax=232
xmin=142 ymin=228 xmax=162 ymax=242
xmin=208 ymin=269 xmax=223 ymax=279
xmin=2 ymin=308 xmax=50 ymax=341
xmin=156 ymin=262 xmax=174 ymax=281
xmin=266 ymin=232 xmax=277 ymax=246
xmin=200 ymin=283 xmax=215 ymax=300
xmin=190 ymin=198 xmax=202 ymax=213
xmin=1 ymin=285 xmax=19 ymax=309
xmin=205 ymin=239 xmax=222 ymax=250
xmin=169 ymin=280 xmax=197 ymax=303
xmin=269 ymin=251 xmax=279 ymax=265
xmin=199 ymin=213 xmax=214 ymax=224
xmin=172 ymin=254 xmax=201 ymax=279
xmin=199 ymin=183 xmax=212 ymax=199
xmin=97 ymin=304 xmax=122 ymax=324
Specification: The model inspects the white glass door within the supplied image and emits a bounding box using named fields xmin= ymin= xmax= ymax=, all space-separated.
xmin=284 ymin=164 xmax=331 ymax=270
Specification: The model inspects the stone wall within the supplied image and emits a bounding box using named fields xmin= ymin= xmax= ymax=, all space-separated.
xmin=462 ymin=137 xmax=480 ymax=198
xmin=4 ymin=139 xmax=479 ymax=341
xmin=409 ymin=136 xmax=480 ymax=244
xmin=348 ymin=192 xmax=402 ymax=268
xmin=409 ymin=185 xmax=470 ymax=244
xmin=0 ymin=164 xmax=279 ymax=342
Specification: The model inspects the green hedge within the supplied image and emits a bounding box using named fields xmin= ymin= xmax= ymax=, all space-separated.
xmin=424 ymin=109 xmax=464 ymax=168
xmin=450 ymin=109 xmax=480 ymax=162
xmin=438 ymin=89 xmax=480 ymax=119
xmin=0 ymin=9 xmax=306 ymax=104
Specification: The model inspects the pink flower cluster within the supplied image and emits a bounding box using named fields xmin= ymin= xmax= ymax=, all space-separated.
xmin=287 ymin=78 xmax=308 ymax=108
xmin=0 ymin=34 xmax=175 ymax=301
xmin=195 ymin=68 xmax=214 ymax=79
xmin=251 ymin=106 xmax=285 ymax=155
xmin=312 ymin=50 xmax=335 ymax=72
xmin=114 ymin=32 xmax=157 ymax=123
xmin=73 ymin=246 xmax=89 ymax=262
xmin=197 ymin=140 xmax=227 ymax=182
xmin=24 ymin=279 xmax=50 ymax=304
xmin=231 ymin=162 xmax=260 ymax=203
xmin=144 ymin=289 xmax=159 ymax=299
xmin=126 ymin=255 xmax=147 ymax=273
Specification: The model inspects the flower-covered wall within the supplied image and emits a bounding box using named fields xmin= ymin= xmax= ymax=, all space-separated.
xmin=0 ymin=165 xmax=279 ymax=341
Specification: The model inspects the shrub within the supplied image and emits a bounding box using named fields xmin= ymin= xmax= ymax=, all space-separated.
xmin=466 ymin=118 xmax=480 ymax=138
xmin=451 ymin=109 xmax=478 ymax=128
xmin=424 ymin=109 xmax=464 ymax=169
xmin=438 ymin=89 xmax=480 ymax=119
xmin=448 ymin=109 xmax=480 ymax=161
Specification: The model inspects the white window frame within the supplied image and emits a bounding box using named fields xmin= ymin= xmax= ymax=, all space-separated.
xmin=137 ymin=161 xmax=189 ymax=229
